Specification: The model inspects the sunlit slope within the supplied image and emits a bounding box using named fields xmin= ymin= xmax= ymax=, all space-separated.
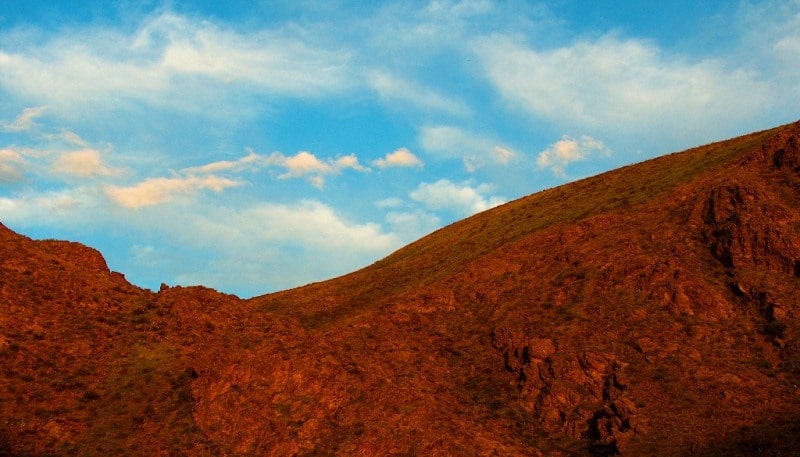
xmin=236 ymin=121 xmax=800 ymax=455
xmin=243 ymin=121 xmax=800 ymax=455
xmin=252 ymin=124 xmax=781 ymax=322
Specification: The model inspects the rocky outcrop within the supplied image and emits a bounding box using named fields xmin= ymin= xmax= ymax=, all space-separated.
xmin=40 ymin=240 xmax=111 ymax=274
xmin=757 ymin=121 xmax=800 ymax=174
xmin=492 ymin=327 xmax=642 ymax=454
xmin=701 ymin=180 xmax=800 ymax=273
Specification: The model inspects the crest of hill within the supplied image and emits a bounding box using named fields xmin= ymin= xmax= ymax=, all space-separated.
xmin=253 ymin=123 xmax=785 ymax=323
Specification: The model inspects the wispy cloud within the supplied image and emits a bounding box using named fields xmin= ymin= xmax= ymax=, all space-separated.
xmin=51 ymin=149 xmax=122 ymax=178
xmin=373 ymin=147 xmax=423 ymax=169
xmin=375 ymin=197 xmax=405 ymax=208
xmin=180 ymin=150 xmax=266 ymax=175
xmin=334 ymin=154 xmax=369 ymax=172
xmin=182 ymin=149 xmax=370 ymax=189
xmin=473 ymin=34 xmax=772 ymax=147
xmin=536 ymin=135 xmax=611 ymax=177
xmin=491 ymin=146 xmax=514 ymax=165
xmin=0 ymin=148 xmax=26 ymax=182
xmin=419 ymin=125 xmax=516 ymax=171
xmin=51 ymin=131 xmax=90 ymax=147
xmin=2 ymin=106 xmax=47 ymax=132
xmin=152 ymin=14 xmax=351 ymax=94
xmin=105 ymin=175 xmax=241 ymax=209
xmin=733 ymin=1 xmax=800 ymax=97
xmin=235 ymin=200 xmax=397 ymax=251
xmin=369 ymin=71 xmax=470 ymax=115
xmin=0 ymin=13 xmax=352 ymax=114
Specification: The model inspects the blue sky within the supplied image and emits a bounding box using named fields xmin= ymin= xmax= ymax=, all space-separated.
xmin=1 ymin=0 xmax=799 ymax=297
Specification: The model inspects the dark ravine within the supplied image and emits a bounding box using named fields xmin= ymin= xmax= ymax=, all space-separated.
xmin=2 ymin=121 xmax=800 ymax=455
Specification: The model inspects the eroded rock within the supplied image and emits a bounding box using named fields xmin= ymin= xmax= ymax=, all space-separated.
xmin=492 ymin=328 xmax=641 ymax=452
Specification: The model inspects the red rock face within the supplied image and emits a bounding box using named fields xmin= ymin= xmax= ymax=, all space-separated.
xmin=2 ymin=122 xmax=800 ymax=455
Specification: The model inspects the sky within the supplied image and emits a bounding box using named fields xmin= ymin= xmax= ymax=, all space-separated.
xmin=1 ymin=1 xmax=799 ymax=298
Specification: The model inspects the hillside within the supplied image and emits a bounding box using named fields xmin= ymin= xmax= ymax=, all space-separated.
xmin=2 ymin=121 xmax=800 ymax=455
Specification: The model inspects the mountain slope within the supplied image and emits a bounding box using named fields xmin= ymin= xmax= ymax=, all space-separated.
xmin=2 ymin=121 xmax=800 ymax=455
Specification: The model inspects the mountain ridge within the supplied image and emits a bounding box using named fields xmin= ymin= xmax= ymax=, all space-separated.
xmin=2 ymin=121 xmax=800 ymax=455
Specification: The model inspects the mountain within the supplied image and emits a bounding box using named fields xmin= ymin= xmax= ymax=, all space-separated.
xmin=2 ymin=121 xmax=800 ymax=456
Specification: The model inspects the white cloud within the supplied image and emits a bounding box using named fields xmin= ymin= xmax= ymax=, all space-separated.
xmin=277 ymin=151 xmax=369 ymax=188
xmin=0 ymin=148 xmax=26 ymax=182
xmin=142 ymin=199 xmax=402 ymax=294
xmin=238 ymin=200 xmax=397 ymax=251
xmin=536 ymin=135 xmax=611 ymax=177
xmin=2 ymin=106 xmax=47 ymax=132
xmin=279 ymin=151 xmax=332 ymax=182
xmin=474 ymin=34 xmax=772 ymax=147
xmin=373 ymin=147 xmax=423 ymax=169
xmin=0 ymin=187 xmax=100 ymax=226
xmin=410 ymin=179 xmax=505 ymax=216
xmin=369 ymin=71 xmax=470 ymax=115
xmin=334 ymin=154 xmax=370 ymax=172
xmin=385 ymin=210 xmax=441 ymax=241
xmin=419 ymin=125 xmax=516 ymax=171
xmin=51 ymin=149 xmax=121 ymax=178
xmin=105 ymin=175 xmax=241 ymax=209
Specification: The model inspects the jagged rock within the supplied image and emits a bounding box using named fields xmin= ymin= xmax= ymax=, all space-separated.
xmin=492 ymin=327 xmax=640 ymax=451
xmin=702 ymin=181 xmax=800 ymax=273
